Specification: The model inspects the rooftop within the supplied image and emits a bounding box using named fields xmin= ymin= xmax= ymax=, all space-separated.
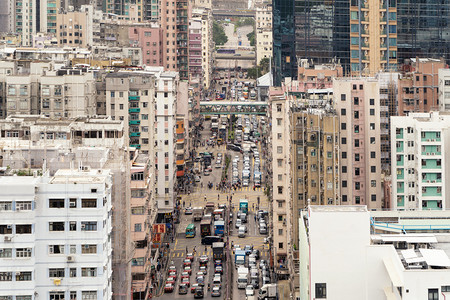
xmin=50 ymin=168 xmax=110 ymax=184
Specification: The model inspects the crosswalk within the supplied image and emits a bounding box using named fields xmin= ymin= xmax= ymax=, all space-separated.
xmin=170 ymin=249 xmax=270 ymax=259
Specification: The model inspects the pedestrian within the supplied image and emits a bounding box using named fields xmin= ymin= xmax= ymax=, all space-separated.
xmin=218 ymin=194 xmax=220 ymax=200
xmin=186 ymin=246 xmax=188 ymax=253
xmin=183 ymin=201 xmax=185 ymax=207
xmin=204 ymin=195 xmax=207 ymax=202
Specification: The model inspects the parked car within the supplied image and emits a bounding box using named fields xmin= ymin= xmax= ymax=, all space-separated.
xmin=178 ymin=284 xmax=188 ymax=294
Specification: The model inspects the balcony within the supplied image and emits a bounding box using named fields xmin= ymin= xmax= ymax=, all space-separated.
xmin=129 ymin=96 xmax=140 ymax=101
xmin=129 ymin=120 xmax=141 ymax=125
xmin=130 ymin=132 xmax=141 ymax=137
xmin=129 ymin=108 xmax=140 ymax=113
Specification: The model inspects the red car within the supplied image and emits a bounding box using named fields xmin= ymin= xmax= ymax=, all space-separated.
xmin=164 ymin=283 xmax=174 ymax=293
xmin=168 ymin=266 xmax=177 ymax=274
xmin=186 ymin=253 xmax=194 ymax=262
xmin=168 ymin=271 xmax=177 ymax=279
xmin=191 ymin=283 xmax=200 ymax=293
xmin=184 ymin=266 xmax=192 ymax=275
xmin=181 ymin=277 xmax=190 ymax=287
xmin=166 ymin=277 xmax=176 ymax=285
xmin=183 ymin=259 xmax=192 ymax=267
xmin=181 ymin=271 xmax=190 ymax=279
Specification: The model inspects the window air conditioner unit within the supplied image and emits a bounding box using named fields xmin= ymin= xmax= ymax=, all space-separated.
xmin=4 ymin=236 xmax=11 ymax=242
xmin=7 ymin=225 xmax=12 ymax=229
xmin=67 ymin=255 xmax=75 ymax=263
xmin=427 ymin=153 xmax=430 ymax=155
xmin=16 ymin=272 xmax=20 ymax=276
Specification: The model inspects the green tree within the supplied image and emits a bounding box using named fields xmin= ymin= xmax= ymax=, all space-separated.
xmin=213 ymin=21 xmax=228 ymax=46
xmin=247 ymin=58 xmax=271 ymax=79
xmin=247 ymin=31 xmax=255 ymax=47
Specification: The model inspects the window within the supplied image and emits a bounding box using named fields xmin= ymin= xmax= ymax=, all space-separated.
xmin=370 ymin=137 xmax=375 ymax=144
xmin=131 ymin=206 xmax=145 ymax=215
xmin=82 ymin=199 xmax=97 ymax=208
xmin=0 ymin=202 xmax=12 ymax=211
xmin=82 ymin=244 xmax=97 ymax=254
xmin=355 ymin=139 xmax=359 ymax=147
xmin=16 ymin=296 xmax=31 ymax=300
xmin=341 ymin=108 xmax=346 ymax=116
xmin=278 ymin=243 xmax=283 ymax=249
xmin=0 ymin=248 xmax=12 ymax=258
xmin=341 ymin=123 xmax=346 ymax=130
xmin=81 ymin=268 xmax=97 ymax=277
xmin=277 ymin=118 xmax=282 ymax=126
xmin=82 ymin=291 xmax=97 ymax=300
xmin=370 ymin=98 xmax=374 ymax=105
xmin=134 ymin=223 xmax=142 ymax=232
xmin=341 ymin=94 xmax=346 ymax=101
xmin=278 ymin=174 xmax=283 ymax=181
xmin=278 ymin=229 xmax=283 ymax=235
xmin=371 ymin=194 xmax=376 ymax=202
xmin=70 ymin=268 xmax=77 ymax=278
xmin=16 ymin=248 xmax=31 ymax=257
xmin=277 ymin=133 xmax=282 ymax=139
xmin=370 ymin=123 xmax=375 ymax=130
xmin=342 ymin=181 xmax=347 ymax=188
xmin=371 ymin=180 xmax=376 ymax=187
xmin=342 ymin=152 xmax=347 ymax=159
xmin=0 ymin=272 xmax=12 ymax=281
xmin=277 ymin=159 xmax=283 ymax=167
xmin=371 ymin=152 xmax=376 ymax=159
xmin=278 ymin=186 xmax=283 ymax=194
xmin=278 ymin=201 xmax=283 ymax=208
xmin=315 ymin=283 xmax=327 ymax=298
xmin=371 ymin=166 xmax=376 ymax=173
xmin=355 ymin=168 xmax=360 ymax=176
xmin=342 ymin=166 xmax=347 ymax=173
xmin=355 ymin=154 xmax=360 ymax=161
xmin=49 ymin=198 xmax=65 ymax=208
xmin=355 ymin=196 xmax=361 ymax=204
xmin=81 ymin=222 xmax=97 ymax=231
xmin=132 ymin=257 xmax=145 ymax=266
xmin=49 ymin=222 xmax=65 ymax=231
xmin=355 ymin=182 xmax=361 ymax=190
xmin=69 ymin=198 xmax=77 ymax=208
xmin=0 ymin=225 xmax=12 ymax=235
xmin=277 ymin=146 xmax=283 ymax=154
xmin=49 ymin=268 xmax=65 ymax=277
xmin=50 ymin=292 xmax=65 ymax=300
xmin=428 ymin=289 xmax=438 ymax=300
xmin=354 ymin=125 xmax=359 ymax=133
xmin=16 ymin=271 xmax=31 ymax=281
xmin=354 ymin=97 xmax=359 ymax=105
xmin=49 ymin=245 xmax=65 ymax=254
xmin=342 ymin=195 xmax=348 ymax=202
xmin=341 ymin=137 xmax=347 ymax=145
xmin=276 ymin=104 xmax=282 ymax=112
xmin=370 ymin=109 xmax=375 ymax=115
xmin=354 ymin=111 xmax=359 ymax=119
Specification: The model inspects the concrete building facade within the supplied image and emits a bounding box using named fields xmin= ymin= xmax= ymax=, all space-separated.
xmin=255 ymin=2 xmax=272 ymax=65
xmin=334 ymin=78 xmax=383 ymax=209
xmin=391 ymin=112 xmax=450 ymax=211
xmin=0 ymin=168 xmax=113 ymax=300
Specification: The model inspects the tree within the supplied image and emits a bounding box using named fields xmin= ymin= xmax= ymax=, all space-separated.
xmin=213 ymin=21 xmax=228 ymax=46
xmin=247 ymin=31 xmax=255 ymax=47
xmin=247 ymin=58 xmax=271 ymax=79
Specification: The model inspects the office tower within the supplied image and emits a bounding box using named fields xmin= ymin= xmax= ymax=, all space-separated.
xmin=334 ymin=78 xmax=383 ymax=209
xmin=273 ymin=0 xmax=350 ymax=85
xmin=0 ymin=168 xmax=113 ymax=300
xmin=349 ymin=0 xmax=398 ymax=76
xmin=272 ymin=0 xmax=296 ymax=85
xmin=391 ymin=112 xmax=450 ymax=211
xmin=397 ymin=0 xmax=450 ymax=64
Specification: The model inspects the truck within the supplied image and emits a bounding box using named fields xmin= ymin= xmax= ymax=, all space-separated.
xmin=200 ymin=216 xmax=212 ymax=237
xmin=219 ymin=125 xmax=227 ymax=139
xmin=235 ymin=250 xmax=246 ymax=268
xmin=239 ymin=199 xmax=249 ymax=214
xmin=242 ymin=143 xmax=251 ymax=155
xmin=250 ymin=89 xmax=256 ymax=99
xmin=212 ymin=242 xmax=225 ymax=261
xmin=237 ymin=267 xmax=249 ymax=289
xmin=193 ymin=207 xmax=204 ymax=221
xmin=205 ymin=202 xmax=215 ymax=215
xmin=211 ymin=121 xmax=219 ymax=132
xmin=258 ymin=284 xmax=277 ymax=300
xmin=214 ymin=220 xmax=225 ymax=236
xmin=254 ymin=171 xmax=262 ymax=187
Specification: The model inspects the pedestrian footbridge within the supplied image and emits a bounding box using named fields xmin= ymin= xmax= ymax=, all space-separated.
xmin=199 ymin=101 xmax=268 ymax=115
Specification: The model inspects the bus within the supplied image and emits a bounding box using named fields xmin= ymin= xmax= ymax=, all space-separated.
xmin=185 ymin=223 xmax=196 ymax=238
xmin=200 ymin=217 xmax=212 ymax=237
xmin=217 ymin=49 xmax=236 ymax=54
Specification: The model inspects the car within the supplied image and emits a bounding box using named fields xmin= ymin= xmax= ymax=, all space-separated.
xmin=194 ymin=176 xmax=201 ymax=182
xmin=262 ymin=276 xmax=270 ymax=285
xmin=235 ymin=219 xmax=242 ymax=228
xmin=252 ymin=249 xmax=261 ymax=260
xmin=168 ymin=270 xmax=177 ymax=278
xmin=168 ymin=266 xmax=177 ymax=274
xmin=250 ymin=278 xmax=260 ymax=289
xmin=199 ymin=255 xmax=209 ymax=263
xmin=196 ymin=275 xmax=205 ymax=284
xmin=183 ymin=259 xmax=191 ymax=267
xmin=211 ymin=286 xmax=221 ymax=297
xmin=213 ymin=275 xmax=222 ymax=285
xmin=181 ymin=277 xmax=190 ymax=287
xmin=194 ymin=286 xmax=204 ymax=298
xmin=199 ymin=265 xmax=207 ymax=275
xmin=215 ymin=163 xmax=222 ymax=168
xmin=164 ymin=283 xmax=175 ymax=293
xmin=185 ymin=207 xmax=193 ymax=215
xmin=186 ymin=253 xmax=194 ymax=262
xmin=166 ymin=277 xmax=176 ymax=285
xmin=262 ymin=270 xmax=270 ymax=278
xmin=214 ymin=260 xmax=223 ymax=268
xmin=184 ymin=266 xmax=192 ymax=275
xmin=244 ymin=245 xmax=253 ymax=255
xmin=191 ymin=283 xmax=200 ymax=293
xmin=204 ymin=170 xmax=210 ymax=176
xmin=245 ymin=285 xmax=255 ymax=296
xmin=215 ymin=265 xmax=223 ymax=274
xmin=242 ymin=180 xmax=249 ymax=187
xmin=181 ymin=271 xmax=190 ymax=279
xmin=178 ymin=284 xmax=188 ymax=294
xmin=250 ymin=268 xmax=259 ymax=279
xmin=234 ymin=155 xmax=240 ymax=161
xmin=196 ymin=271 xmax=205 ymax=277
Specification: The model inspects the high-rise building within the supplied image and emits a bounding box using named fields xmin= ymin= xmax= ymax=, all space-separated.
xmin=255 ymin=2 xmax=272 ymax=65
xmin=391 ymin=112 xmax=450 ymax=211
xmin=349 ymin=0 xmax=398 ymax=76
xmin=0 ymin=168 xmax=113 ymax=300
xmin=397 ymin=0 xmax=450 ymax=64
xmin=439 ymin=68 xmax=450 ymax=112
xmin=0 ymin=0 xmax=14 ymax=33
xmin=334 ymin=78 xmax=383 ymax=209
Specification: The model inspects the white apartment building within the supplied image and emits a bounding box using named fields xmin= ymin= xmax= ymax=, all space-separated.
xmin=391 ymin=112 xmax=450 ymax=211
xmin=0 ymin=167 xmax=113 ymax=300
xmin=269 ymin=88 xmax=293 ymax=279
xmin=255 ymin=2 xmax=272 ymax=65
xmin=438 ymin=68 xmax=450 ymax=112
xmin=299 ymin=205 xmax=450 ymax=300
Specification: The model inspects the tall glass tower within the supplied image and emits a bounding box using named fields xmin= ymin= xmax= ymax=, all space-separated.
xmin=397 ymin=0 xmax=450 ymax=64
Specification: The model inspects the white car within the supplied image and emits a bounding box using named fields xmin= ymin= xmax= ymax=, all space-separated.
xmin=245 ymin=285 xmax=255 ymax=296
